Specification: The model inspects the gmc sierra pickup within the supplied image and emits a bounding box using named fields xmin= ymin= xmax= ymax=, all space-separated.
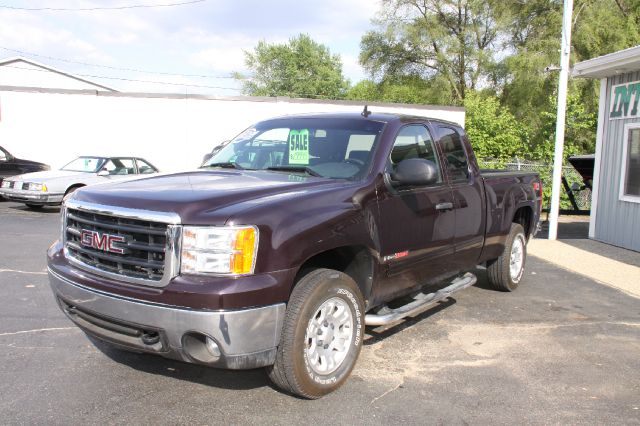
xmin=47 ymin=111 xmax=541 ymax=398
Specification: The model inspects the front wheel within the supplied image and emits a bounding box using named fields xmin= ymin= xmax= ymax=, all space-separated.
xmin=267 ymin=268 xmax=364 ymax=399
xmin=486 ymin=223 xmax=527 ymax=291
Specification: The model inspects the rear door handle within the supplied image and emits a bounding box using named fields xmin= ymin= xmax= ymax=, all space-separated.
xmin=435 ymin=202 xmax=454 ymax=211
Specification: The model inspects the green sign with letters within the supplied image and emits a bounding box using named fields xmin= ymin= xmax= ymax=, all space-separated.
xmin=288 ymin=129 xmax=310 ymax=165
xmin=610 ymin=80 xmax=640 ymax=120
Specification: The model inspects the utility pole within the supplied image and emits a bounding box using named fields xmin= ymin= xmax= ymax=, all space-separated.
xmin=548 ymin=0 xmax=574 ymax=240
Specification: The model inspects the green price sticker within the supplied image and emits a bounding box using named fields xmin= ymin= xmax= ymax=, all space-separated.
xmin=288 ymin=129 xmax=310 ymax=165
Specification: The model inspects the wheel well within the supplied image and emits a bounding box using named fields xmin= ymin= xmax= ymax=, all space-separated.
xmin=295 ymin=246 xmax=374 ymax=304
xmin=513 ymin=206 xmax=533 ymax=238
xmin=65 ymin=184 xmax=85 ymax=195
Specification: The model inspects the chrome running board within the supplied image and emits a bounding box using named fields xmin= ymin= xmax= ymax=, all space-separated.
xmin=365 ymin=272 xmax=477 ymax=326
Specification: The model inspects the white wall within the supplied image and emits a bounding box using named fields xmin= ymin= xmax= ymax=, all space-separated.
xmin=0 ymin=88 xmax=465 ymax=172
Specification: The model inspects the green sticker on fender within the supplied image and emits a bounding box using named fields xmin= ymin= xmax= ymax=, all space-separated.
xmin=288 ymin=129 xmax=310 ymax=165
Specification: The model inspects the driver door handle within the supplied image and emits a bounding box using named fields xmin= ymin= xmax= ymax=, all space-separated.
xmin=435 ymin=202 xmax=454 ymax=211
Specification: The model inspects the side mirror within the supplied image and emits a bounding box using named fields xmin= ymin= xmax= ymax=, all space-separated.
xmin=97 ymin=170 xmax=109 ymax=177
xmin=390 ymin=158 xmax=439 ymax=187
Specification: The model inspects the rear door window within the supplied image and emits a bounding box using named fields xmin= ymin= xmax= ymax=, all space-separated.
xmin=136 ymin=159 xmax=157 ymax=174
xmin=438 ymin=127 xmax=469 ymax=183
xmin=103 ymin=158 xmax=136 ymax=175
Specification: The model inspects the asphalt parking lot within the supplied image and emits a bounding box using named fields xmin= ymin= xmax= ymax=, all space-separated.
xmin=1 ymin=201 xmax=639 ymax=425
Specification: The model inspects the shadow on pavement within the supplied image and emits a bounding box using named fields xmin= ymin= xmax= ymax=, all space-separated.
xmin=6 ymin=204 xmax=61 ymax=214
xmin=364 ymin=267 xmax=500 ymax=345
xmin=88 ymin=335 xmax=271 ymax=391
xmin=536 ymin=219 xmax=589 ymax=240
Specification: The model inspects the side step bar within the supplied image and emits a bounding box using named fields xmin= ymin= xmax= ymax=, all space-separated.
xmin=364 ymin=272 xmax=477 ymax=326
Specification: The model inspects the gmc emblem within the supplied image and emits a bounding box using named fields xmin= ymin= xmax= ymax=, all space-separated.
xmin=80 ymin=229 xmax=126 ymax=254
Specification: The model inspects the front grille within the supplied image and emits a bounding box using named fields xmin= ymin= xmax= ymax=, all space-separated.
xmin=64 ymin=207 xmax=169 ymax=282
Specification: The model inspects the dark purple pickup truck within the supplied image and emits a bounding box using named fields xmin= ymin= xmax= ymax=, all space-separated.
xmin=47 ymin=112 xmax=541 ymax=398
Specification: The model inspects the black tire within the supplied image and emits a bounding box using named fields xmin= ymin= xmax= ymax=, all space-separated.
xmin=25 ymin=203 xmax=43 ymax=210
xmin=487 ymin=223 xmax=527 ymax=291
xmin=267 ymin=268 xmax=365 ymax=399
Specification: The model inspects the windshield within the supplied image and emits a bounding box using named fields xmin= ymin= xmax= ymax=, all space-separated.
xmin=61 ymin=157 xmax=105 ymax=173
xmin=202 ymin=118 xmax=385 ymax=179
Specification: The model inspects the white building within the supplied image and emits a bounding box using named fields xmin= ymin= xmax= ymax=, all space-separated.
xmin=0 ymin=57 xmax=465 ymax=172
xmin=573 ymin=45 xmax=640 ymax=252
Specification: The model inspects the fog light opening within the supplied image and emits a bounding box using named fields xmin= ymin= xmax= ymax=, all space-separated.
xmin=206 ymin=337 xmax=221 ymax=357
xmin=182 ymin=332 xmax=222 ymax=364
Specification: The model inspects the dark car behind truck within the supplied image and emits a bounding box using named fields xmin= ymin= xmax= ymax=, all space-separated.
xmin=0 ymin=145 xmax=50 ymax=187
xmin=47 ymin=112 xmax=541 ymax=398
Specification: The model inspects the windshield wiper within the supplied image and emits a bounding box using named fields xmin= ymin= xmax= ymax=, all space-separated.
xmin=202 ymin=162 xmax=244 ymax=170
xmin=266 ymin=166 xmax=323 ymax=177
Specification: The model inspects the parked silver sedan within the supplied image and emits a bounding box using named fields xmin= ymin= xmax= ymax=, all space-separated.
xmin=0 ymin=156 xmax=159 ymax=209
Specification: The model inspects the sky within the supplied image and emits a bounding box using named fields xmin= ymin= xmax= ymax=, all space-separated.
xmin=0 ymin=0 xmax=381 ymax=95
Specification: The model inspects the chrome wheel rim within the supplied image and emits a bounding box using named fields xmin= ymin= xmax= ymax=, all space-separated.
xmin=510 ymin=234 xmax=525 ymax=282
xmin=304 ymin=297 xmax=354 ymax=375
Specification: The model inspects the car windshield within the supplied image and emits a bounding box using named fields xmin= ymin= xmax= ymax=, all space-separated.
xmin=61 ymin=157 xmax=105 ymax=173
xmin=202 ymin=117 xmax=385 ymax=179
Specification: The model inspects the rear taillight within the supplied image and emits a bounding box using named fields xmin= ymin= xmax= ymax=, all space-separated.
xmin=533 ymin=181 xmax=543 ymax=208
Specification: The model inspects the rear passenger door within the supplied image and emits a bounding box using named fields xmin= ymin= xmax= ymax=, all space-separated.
xmin=436 ymin=126 xmax=486 ymax=269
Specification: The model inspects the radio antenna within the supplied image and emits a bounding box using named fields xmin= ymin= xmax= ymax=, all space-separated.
xmin=361 ymin=105 xmax=371 ymax=117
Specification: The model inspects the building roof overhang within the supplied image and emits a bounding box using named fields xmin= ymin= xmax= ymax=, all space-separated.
xmin=0 ymin=56 xmax=117 ymax=91
xmin=573 ymin=45 xmax=640 ymax=79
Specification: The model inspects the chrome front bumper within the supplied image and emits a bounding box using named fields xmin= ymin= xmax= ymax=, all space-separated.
xmin=0 ymin=189 xmax=64 ymax=204
xmin=48 ymin=267 xmax=286 ymax=369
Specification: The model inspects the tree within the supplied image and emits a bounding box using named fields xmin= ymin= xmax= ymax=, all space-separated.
xmin=346 ymin=75 xmax=454 ymax=105
xmin=498 ymin=0 xmax=640 ymax=155
xmin=359 ymin=0 xmax=504 ymax=103
xmin=463 ymin=92 xmax=529 ymax=162
xmin=235 ymin=34 xmax=349 ymax=99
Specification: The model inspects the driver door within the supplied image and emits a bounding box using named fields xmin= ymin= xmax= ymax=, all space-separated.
xmin=375 ymin=124 xmax=455 ymax=300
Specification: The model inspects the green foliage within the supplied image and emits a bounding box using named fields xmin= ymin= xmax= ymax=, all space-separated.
xmin=533 ymin=93 xmax=598 ymax=163
xmin=235 ymin=34 xmax=349 ymax=99
xmin=464 ymin=93 xmax=529 ymax=162
xmin=359 ymin=0 xmax=504 ymax=104
xmin=355 ymin=0 xmax=640 ymax=158
xmin=346 ymin=76 xmax=454 ymax=105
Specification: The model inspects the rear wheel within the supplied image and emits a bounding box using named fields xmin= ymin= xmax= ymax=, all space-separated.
xmin=487 ymin=223 xmax=527 ymax=291
xmin=267 ymin=268 xmax=364 ymax=399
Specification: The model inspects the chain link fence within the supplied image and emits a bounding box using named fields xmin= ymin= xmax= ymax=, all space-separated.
xmin=479 ymin=159 xmax=591 ymax=211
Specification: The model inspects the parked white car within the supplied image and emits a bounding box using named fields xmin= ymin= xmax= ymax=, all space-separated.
xmin=0 ymin=156 xmax=159 ymax=209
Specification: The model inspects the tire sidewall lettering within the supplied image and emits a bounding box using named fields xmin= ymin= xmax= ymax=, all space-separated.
xmin=303 ymin=285 xmax=363 ymax=385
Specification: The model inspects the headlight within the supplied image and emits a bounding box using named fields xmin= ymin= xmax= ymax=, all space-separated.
xmin=1 ymin=180 xmax=12 ymax=188
xmin=180 ymin=226 xmax=258 ymax=275
xmin=27 ymin=183 xmax=47 ymax=192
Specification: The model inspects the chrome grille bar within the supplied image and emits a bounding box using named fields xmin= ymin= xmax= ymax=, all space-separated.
xmin=62 ymin=199 xmax=181 ymax=287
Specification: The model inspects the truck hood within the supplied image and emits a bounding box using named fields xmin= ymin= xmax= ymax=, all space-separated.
xmin=72 ymin=170 xmax=351 ymax=224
